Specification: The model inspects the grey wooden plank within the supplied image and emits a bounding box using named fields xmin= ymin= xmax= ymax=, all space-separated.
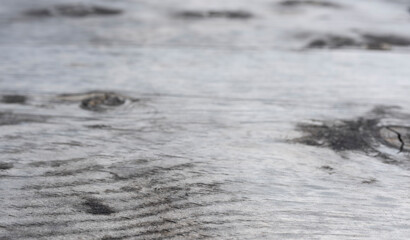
xmin=0 ymin=0 xmax=410 ymax=239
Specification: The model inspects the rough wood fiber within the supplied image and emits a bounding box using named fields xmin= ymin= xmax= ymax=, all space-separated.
xmin=0 ymin=0 xmax=410 ymax=239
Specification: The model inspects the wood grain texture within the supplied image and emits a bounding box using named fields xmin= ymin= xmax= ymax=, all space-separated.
xmin=0 ymin=0 xmax=410 ymax=239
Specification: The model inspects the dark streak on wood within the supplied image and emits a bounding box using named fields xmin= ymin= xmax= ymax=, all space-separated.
xmin=25 ymin=4 xmax=123 ymax=18
xmin=294 ymin=106 xmax=410 ymax=166
xmin=278 ymin=0 xmax=341 ymax=8
xmin=175 ymin=10 xmax=253 ymax=20
xmin=82 ymin=198 xmax=116 ymax=215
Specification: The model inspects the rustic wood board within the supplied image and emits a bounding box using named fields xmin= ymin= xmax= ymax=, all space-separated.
xmin=1 ymin=0 xmax=410 ymax=239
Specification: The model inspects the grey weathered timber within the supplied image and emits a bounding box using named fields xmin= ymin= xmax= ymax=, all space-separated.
xmin=1 ymin=0 xmax=410 ymax=239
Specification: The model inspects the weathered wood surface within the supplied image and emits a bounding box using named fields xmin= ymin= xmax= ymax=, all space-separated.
xmin=1 ymin=0 xmax=410 ymax=239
